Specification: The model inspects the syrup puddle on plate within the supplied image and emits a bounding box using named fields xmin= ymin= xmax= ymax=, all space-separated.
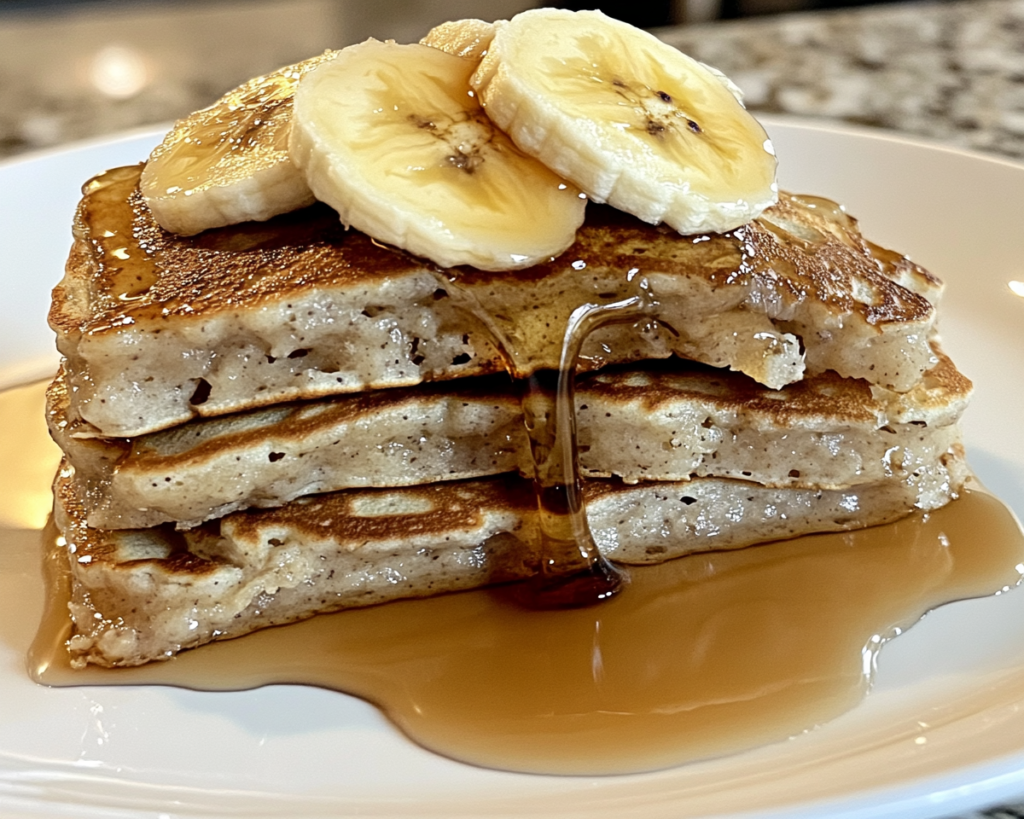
xmin=8 ymin=380 xmax=1024 ymax=775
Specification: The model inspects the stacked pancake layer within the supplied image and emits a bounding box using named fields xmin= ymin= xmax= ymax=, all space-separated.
xmin=48 ymin=167 xmax=970 ymax=668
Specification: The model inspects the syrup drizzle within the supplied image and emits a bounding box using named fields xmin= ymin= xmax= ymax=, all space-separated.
xmin=433 ymin=264 xmax=657 ymax=606
xmin=518 ymin=296 xmax=653 ymax=606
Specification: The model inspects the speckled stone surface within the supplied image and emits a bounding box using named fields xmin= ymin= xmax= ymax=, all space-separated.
xmin=1 ymin=0 xmax=1023 ymax=163
xmin=658 ymin=0 xmax=1024 ymax=160
xmin=0 ymin=0 xmax=536 ymax=160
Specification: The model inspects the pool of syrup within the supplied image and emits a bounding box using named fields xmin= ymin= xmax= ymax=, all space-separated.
xmin=9 ymin=380 xmax=1024 ymax=775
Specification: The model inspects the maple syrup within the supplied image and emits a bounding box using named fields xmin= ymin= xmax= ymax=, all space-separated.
xmin=8 ymin=380 xmax=1024 ymax=775
xmin=434 ymin=270 xmax=655 ymax=605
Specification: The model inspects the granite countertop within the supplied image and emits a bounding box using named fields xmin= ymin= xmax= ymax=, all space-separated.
xmin=1 ymin=2 xmax=1023 ymax=817
xmin=0 ymin=0 xmax=1023 ymax=162
xmin=659 ymin=0 xmax=1024 ymax=159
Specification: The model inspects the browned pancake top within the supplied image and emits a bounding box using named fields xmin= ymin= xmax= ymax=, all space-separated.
xmin=50 ymin=165 xmax=937 ymax=339
xmin=220 ymin=478 xmax=536 ymax=546
xmin=127 ymin=375 xmax=519 ymax=463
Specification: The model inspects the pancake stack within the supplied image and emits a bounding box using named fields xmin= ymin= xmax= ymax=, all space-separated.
xmin=45 ymin=14 xmax=970 ymax=669
xmin=45 ymin=165 xmax=969 ymax=668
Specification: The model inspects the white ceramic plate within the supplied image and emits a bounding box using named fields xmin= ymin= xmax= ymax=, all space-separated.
xmin=2 ymin=119 xmax=1024 ymax=819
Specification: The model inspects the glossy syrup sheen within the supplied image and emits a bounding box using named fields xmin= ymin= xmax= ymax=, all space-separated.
xmin=15 ymin=381 xmax=1024 ymax=775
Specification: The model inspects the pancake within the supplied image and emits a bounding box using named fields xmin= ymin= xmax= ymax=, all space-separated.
xmin=53 ymin=450 xmax=967 ymax=668
xmin=46 ymin=145 xmax=963 ymax=672
xmin=48 ymin=348 xmax=971 ymax=530
xmin=50 ymin=166 xmax=942 ymax=439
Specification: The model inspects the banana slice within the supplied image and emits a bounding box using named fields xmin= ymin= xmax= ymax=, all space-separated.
xmin=141 ymin=52 xmax=335 ymax=236
xmin=289 ymin=39 xmax=586 ymax=271
xmin=420 ymin=18 xmax=496 ymax=61
xmin=471 ymin=9 xmax=778 ymax=235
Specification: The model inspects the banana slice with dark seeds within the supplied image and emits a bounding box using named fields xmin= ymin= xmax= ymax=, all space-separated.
xmin=289 ymin=39 xmax=586 ymax=271
xmin=471 ymin=9 xmax=778 ymax=235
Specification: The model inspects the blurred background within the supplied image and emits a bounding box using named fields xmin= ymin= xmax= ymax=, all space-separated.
xmin=6 ymin=0 xmax=1021 ymax=164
